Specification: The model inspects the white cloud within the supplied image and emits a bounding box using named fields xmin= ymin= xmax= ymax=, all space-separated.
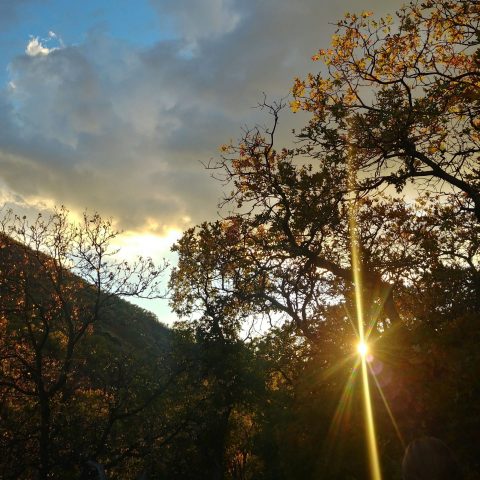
xmin=25 ymin=31 xmax=63 ymax=57
xmin=25 ymin=37 xmax=52 ymax=56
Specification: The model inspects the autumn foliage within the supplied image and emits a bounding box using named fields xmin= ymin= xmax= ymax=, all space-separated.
xmin=292 ymin=0 xmax=480 ymax=218
xmin=1 ymin=1 xmax=480 ymax=479
xmin=170 ymin=1 xmax=480 ymax=478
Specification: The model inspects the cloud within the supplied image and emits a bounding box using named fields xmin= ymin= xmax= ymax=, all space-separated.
xmin=2 ymin=34 xmax=223 ymax=232
xmin=25 ymin=32 xmax=62 ymax=57
xmin=0 ymin=0 xmax=405 ymax=235
xmin=151 ymin=0 xmax=241 ymax=46
xmin=25 ymin=37 xmax=52 ymax=56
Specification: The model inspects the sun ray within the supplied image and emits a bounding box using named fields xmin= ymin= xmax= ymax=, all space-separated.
xmin=325 ymin=359 xmax=360 ymax=453
xmin=348 ymin=144 xmax=382 ymax=480
xmin=320 ymin=352 xmax=357 ymax=381
xmin=346 ymin=305 xmax=360 ymax=338
xmin=359 ymin=354 xmax=382 ymax=480
xmin=365 ymin=285 xmax=393 ymax=340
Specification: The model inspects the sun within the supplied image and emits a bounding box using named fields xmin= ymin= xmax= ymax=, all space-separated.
xmin=357 ymin=341 xmax=368 ymax=357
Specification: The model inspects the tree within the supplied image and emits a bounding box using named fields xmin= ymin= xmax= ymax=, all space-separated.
xmin=0 ymin=208 xmax=165 ymax=480
xmin=170 ymin=227 xmax=266 ymax=480
xmin=292 ymin=0 xmax=480 ymax=219
xmin=210 ymin=100 xmax=438 ymax=337
xmin=168 ymin=1 xmax=480 ymax=477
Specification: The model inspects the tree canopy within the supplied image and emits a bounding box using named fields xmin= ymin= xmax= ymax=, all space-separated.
xmin=169 ymin=1 xmax=480 ymax=478
xmin=292 ymin=0 xmax=480 ymax=218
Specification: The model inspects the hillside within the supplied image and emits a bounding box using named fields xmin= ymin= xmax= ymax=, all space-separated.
xmin=0 ymin=231 xmax=186 ymax=480
xmin=0 ymin=231 xmax=171 ymax=347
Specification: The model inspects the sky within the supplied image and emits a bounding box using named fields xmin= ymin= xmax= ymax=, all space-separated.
xmin=0 ymin=0 xmax=404 ymax=322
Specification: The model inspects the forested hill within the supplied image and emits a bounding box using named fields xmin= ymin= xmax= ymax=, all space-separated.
xmin=0 ymin=231 xmax=171 ymax=349
xmin=2 ymin=211 xmax=480 ymax=480
xmin=0 ymin=230 xmax=187 ymax=479
xmin=91 ymin=292 xmax=170 ymax=351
